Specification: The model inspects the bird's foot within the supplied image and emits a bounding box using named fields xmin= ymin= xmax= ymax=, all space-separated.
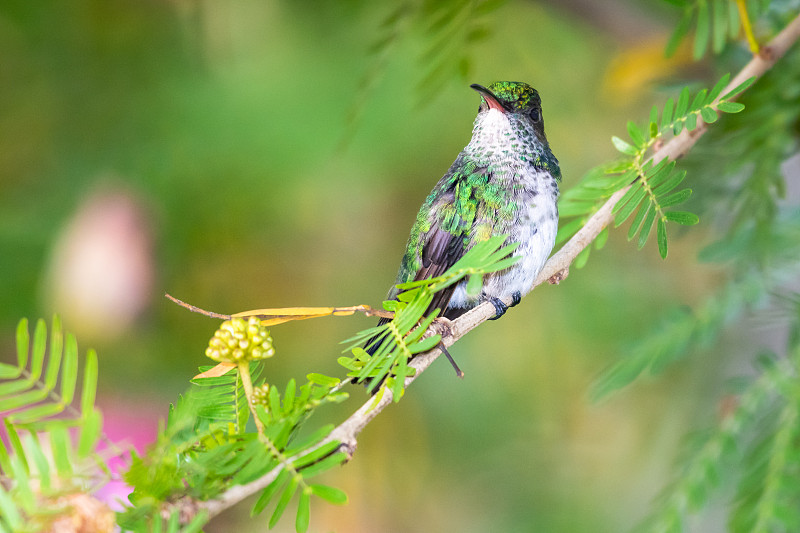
xmin=487 ymin=296 xmax=509 ymax=320
xmin=487 ymin=292 xmax=521 ymax=320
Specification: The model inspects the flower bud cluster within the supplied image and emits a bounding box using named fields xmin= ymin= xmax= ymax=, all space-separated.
xmin=252 ymin=383 xmax=270 ymax=406
xmin=205 ymin=317 xmax=275 ymax=363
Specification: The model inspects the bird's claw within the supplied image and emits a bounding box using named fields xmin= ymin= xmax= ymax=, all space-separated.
xmin=487 ymin=292 xmax=521 ymax=320
xmin=488 ymin=297 xmax=509 ymax=320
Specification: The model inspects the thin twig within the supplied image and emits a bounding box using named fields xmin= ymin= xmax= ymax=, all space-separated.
xmin=183 ymin=13 xmax=800 ymax=522
xmin=164 ymin=293 xmax=232 ymax=320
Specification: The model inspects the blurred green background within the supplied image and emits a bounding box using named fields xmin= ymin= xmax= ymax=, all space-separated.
xmin=0 ymin=1 xmax=742 ymax=531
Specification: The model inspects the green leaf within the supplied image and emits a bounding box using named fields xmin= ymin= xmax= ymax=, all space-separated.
xmin=60 ymin=334 xmax=79 ymax=405
xmin=649 ymin=121 xmax=658 ymax=139
xmin=693 ymin=0 xmax=710 ymax=59
xmin=396 ymin=288 xmax=418 ymax=303
xmin=299 ymin=451 xmax=347 ymax=477
xmin=306 ymin=373 xmax=340 ymax=387
xmin=707 ymin=73 xmax=731 ymax=103
xmin=653 ymin=170 xmax=687 ymax=196
xmin=253 ymin=469 xmax=290 ymax=516
xmin=166 ymin=509 xmax=180 ymax=533
xmin=291 ymin=440 xmax=341 ymax=470
xmin=78 ymin=408 xmax=102 ymax=457
xmin=16 ymin=318 xmax=29 ymax=372
xmin=614 ymin=184 xmax=647 ymax=226
xmin=700 ymin=106 xmax=718 ymax=123
xmin=283 ymin=378 xmax=296 ymax=415
xmin=627 ymin=121 xmax=645 ymax=147
xmin=408 ymin=334 xmax=441 ymax=355
xmin=690 ymin=89 xmax=707 ymax=111
xmin=590 ymin=357 xmax=647 ymax=402
xmin=81 ymin=349 xmax=98 ymax=416
xmin=49 ymin=424 xmax=72 ymax=476
xmin=638 ymin=205 xmax=657 ymax=249
xmin=612 ymin=136 xmax=637 ymax=156
xmin=717 ymin=101 xmax=745 ymax=113
xmin=45 ymin=317 xmax=64 ymax=390
xmin=728 ymin=1 xmax=740 ymax=38
xmin=296 ymin=489 xmax=310 ymax=533
xmin=0 ymin=484 xmax=23 ymax=530
xmin=2 ymin=387 xmax=48 ymax=411
xmin=555 ymin=216 xmax=586 ymax=244
xmin=659 ymin=188 xmax=692 ymax=208
xmin=628 ymin=201 xmax=652 ymax=241
xmin=25 ymin=433 xmax=51 ymax=490
xmin=595 ymin=227 xmax=609 ymax=250
xmin=269 ymin=476 xmax=298 ymax=528
xmin=0 ymin=363 xmax=19 ymax=379
xmin=661 ymin=97 xmax=674 ymax=129
xmin=675 ymin=87 xmax=690 ymax=118
xmin=10 ymin=402 xmax=65 ymax=424
xmin=665 ymin=211 xmax=700 ymax=225
xmin=269 ymin=384 xmax=281 ymax=419
xmin=665 ymin=7 xmax=693 ymax=57
xmin=649 ymin=105 xmax=658 ymax=127
xmin=286 ymin=425 xmax=335 ymax=455
xmin=720 ymin=76 xmax=755 ymax=100
xmin=646 ymin=159 xmax=676 ymax=189
xmin=465 ymin=273 xmax=482 ymax=296
xmin=604 ymin=160 xmax=634 ymax=174
xmin=310 ymin=484 xmax=349 ymax=505
xmin=3 ymin=420 xmax=27 ymax=474
xmin=657 ymin=217 xmax=668 ymax=258
xmin=0 ymin=437 xmax=11 ymax=477
xmin=30 ymin=319 xmax=47 ymax=382
xmin=686 ymin=111 xmax=697 ymax=131
xmin=712 ymin=0 xmax=727 ymax=53
xmin=183 ymin=511 xmax=209 ymax=533
xmin=574 ymin=246 xmax=591 ymax=269
xmin=405 ymin=312 xmax=439 ymax=345
xmin=391 ymin=360 xmax=405 ymax=400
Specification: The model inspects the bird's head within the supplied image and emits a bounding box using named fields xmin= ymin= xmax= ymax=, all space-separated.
xmin=471 ymin=81 xmax=546 ymax=140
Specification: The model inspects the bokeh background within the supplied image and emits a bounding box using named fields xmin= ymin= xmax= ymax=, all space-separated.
xmin=0 ymin=1 xmax=772 ymax=531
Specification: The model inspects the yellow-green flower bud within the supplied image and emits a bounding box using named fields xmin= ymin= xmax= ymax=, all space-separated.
xmin=205 ymin=316 xmax=275 ymax=363
xmin=252 ymin=383 xmax=270 ymax=405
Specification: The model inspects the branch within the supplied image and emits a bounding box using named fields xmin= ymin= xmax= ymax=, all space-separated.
xmin=187 ymin=12 xmax=800 ymax=522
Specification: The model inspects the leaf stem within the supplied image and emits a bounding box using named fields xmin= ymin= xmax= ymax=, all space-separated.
xmin=735 ymin=0 xmax=761 ymax=55
xmin=236 ymin=362 xmax=264 ymax=436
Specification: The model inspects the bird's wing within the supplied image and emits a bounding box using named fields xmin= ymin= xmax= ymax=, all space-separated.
xmin=402 ymin=161 xmax=490 ymax=317
xmin=412 ymin=215 xmax=465 ymax=317
xmin=366 ymin=163 xmax=487 ymax=359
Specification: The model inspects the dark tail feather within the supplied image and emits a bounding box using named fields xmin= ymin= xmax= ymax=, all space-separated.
xmin=360 ymin=281 xmax=463 ymax=391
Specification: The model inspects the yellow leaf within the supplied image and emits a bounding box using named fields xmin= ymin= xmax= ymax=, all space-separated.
xmin=194 ymin=362 xmax=236 ymax=379
xmin=232 ymin=305 xmax=374 ymax=326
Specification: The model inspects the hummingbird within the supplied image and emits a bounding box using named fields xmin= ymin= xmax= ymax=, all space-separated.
xmin=388 ymin=81 xmax=560 ymax=320
xmin=366 ymin=81 xmax=560 ymax=379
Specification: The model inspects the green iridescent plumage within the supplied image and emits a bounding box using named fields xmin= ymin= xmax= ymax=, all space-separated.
xmin=382 ymin=81 xmax=560 ymax=325
xmin=485 ymin=81 xmax=540 ymax=112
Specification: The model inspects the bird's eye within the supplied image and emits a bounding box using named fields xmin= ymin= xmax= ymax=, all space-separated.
xmin=529 ymin=109 xmax=541 ymax=122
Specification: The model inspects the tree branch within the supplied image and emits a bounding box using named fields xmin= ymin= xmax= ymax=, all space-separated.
xmin=190 ymin=12 xmax=800 ymax=522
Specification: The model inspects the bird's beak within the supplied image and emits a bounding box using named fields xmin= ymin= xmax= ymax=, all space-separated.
xmin=470 ymin=84 xmax=505 ymax=112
